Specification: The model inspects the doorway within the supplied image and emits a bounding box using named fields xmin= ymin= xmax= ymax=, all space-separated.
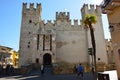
xmin=43 ymin=53 xmax=52 ymax=66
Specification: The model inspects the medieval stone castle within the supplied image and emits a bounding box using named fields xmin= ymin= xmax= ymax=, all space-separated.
xmin=19 ymin=3 xmax=108 ymax=67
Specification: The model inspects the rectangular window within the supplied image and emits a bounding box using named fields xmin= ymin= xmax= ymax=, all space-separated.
xmin=43 ymin=34 xmax=52 ymax=51
xmin=43 ymin=35 xmax=45 ymax=51
xmin=37 ymin=34 xmax=39 ymax=50
xmin=50 ymin=35 xmax=52 ymax=51
xmin=36 ymin=58 xmax=39 ymax=63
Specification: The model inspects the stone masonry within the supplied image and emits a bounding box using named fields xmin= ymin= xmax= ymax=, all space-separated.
xmin=19 ymin=3 xmax=107 ymax=68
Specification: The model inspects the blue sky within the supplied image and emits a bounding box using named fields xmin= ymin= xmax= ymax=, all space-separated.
xmin=0 ymin=0 xmax=110 ymax=51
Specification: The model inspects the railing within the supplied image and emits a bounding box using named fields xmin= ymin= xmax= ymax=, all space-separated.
xmin=101 ymin=0 xmax=111 ymax=8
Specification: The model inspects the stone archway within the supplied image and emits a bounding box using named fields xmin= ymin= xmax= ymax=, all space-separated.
xmin=43 ymin=53 xmax=52 ymax=66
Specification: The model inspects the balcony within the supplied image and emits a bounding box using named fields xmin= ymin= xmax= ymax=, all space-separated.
xmin=100 ymin=0 xmax=120 ymax=14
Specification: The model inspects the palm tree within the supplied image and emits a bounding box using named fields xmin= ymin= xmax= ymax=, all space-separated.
xmin=83 ymin=14 xmax=97 ymax=73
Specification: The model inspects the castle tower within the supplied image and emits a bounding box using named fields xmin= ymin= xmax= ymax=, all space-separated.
xmin=19 ymin=3 xmax=57 ymax=67
xmin=81 ymin=4 xmax=108 ymax=65
xmin=19 ymin=3 xmax=42 ymax=67
xmin=56 ymin=12 xmax=70 ymax=21
xmin=56 ymin=12 xmax=71 ymax=27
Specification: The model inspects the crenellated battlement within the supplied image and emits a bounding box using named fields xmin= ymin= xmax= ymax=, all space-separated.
xmin=81 ymin=4 xmax=102 ymax=17
xmin=90 ymin=4 xmax=94 ymax=9
xmin=42 ymin=19 xmax=82 ymax=31
xmin=73 ymin=19 xmax=78 ymax=27
xmin=30 ymin=3 xmax=34 ymax=9
xmin=22 ymin=3 xmax=42 ymax=18
xmin=95 ymin=5 xmax=102 ymax=15
xmin=23 ymin=3 xmax=27 ymax=9
xmin=44 ymin=20 xmax=55 ymax=26
xmin=47 ymin=20 xmax=52 ymax=23
xmin=56 ymin=12 xmax=70 ymax=21
xmin=74 ymin=19 xmax=78 ymax=23
xmin=22 ymin=3 xmax=41 ymax=10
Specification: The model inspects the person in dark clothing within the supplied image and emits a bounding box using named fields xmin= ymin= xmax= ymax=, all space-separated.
xmin=10 ymin=65 xmax=14 ymax=75
xmin=41 ymin=64 xmax=44 ymax=75
xmin=0 ymin=64 xmax=3 ymax=75
xmin=77 ymin=63 xmax=84 ymax=79
xmin=73 ymin=64 xmax=77 ymax=73
xmin=6 ymin=64 xmax=10 ymax=75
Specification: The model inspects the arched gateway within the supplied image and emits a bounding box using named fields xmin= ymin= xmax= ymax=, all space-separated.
xmin=43 ymin=53 xmax=52 ymax=66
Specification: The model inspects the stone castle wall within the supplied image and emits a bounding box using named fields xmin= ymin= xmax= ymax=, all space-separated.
xmin=19 ymin=3 xmax=108 ymax=67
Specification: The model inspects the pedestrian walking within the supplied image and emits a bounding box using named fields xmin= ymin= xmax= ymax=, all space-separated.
xmin=6 ymin=64 xmax=10 ymax=75
xmin=41 ymin=64 xmax=44 ymax=75
xmin=10 ymin=65 xmax=14 ymax=75
xmin=0 ymin=64 xmax=3 ymax=75
xmin=77 ymin=63 xmax=84 ymax=80
xmin=92 ymin=66 xmax=94 ymax=74
xmin=73 ymin=64 xmax=77 ymax=74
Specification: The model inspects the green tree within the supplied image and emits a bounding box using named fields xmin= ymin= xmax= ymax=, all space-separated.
xmin=83 ymin=14 xmax=97 ymax=72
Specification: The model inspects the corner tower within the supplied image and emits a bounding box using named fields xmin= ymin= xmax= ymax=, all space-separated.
xmin=81 ymin=4 xmax=108 ymax=64
xmin=19 ymin=3 xmax=42 ymax=67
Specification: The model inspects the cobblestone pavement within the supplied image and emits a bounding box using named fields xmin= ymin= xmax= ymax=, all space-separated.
xmin=0 ymin=67 xmax=96 ymax=80
xmin=0 ymin=67 xmax=117 ymax=80
xmin=0 ymin=73 xmax=96 ymax=80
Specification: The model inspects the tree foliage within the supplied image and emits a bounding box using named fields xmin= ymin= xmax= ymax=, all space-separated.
xmin=83 ymin=14 xmax=97 ymax=29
